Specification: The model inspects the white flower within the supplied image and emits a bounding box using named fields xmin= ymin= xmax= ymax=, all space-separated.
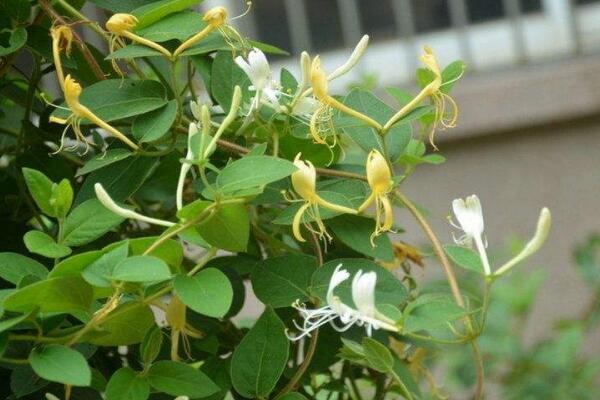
xmin=235 ymin=48 xmax=282 ymax=111
xmin=288 ymin=264 xmax=398 ymax=341
xmin=291 ymin=96 xmax=319 ymax=116
xmin=451 ymin=194 xmax=491 ymax=275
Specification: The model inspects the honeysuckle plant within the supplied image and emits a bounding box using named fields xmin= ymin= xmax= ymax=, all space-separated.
xmin=0 ymin=1 xmax=553 ymax=400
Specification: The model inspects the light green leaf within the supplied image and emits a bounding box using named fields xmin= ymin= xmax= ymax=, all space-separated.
xmin=403 ymin=294 xmax=467 ymax=333
xmin=0 ymin=27 xmax=27 ymax=56
xmin=50 ymin=179 xmax=74 ymax=218
xmin=111 ymin=255 xmax=172 ymax=283
xmin=217 ymin=156 xmax=297 ymax=194
xmin=49 ymin=250 xmax=103 ymax=279
xmin=83 ymin=242 xmax=129 ymax=287
xmin=88 ymin=0 xmax=155 ymax=13
xmin=3 ymin=276 xmax=93 ymax=314
xmin=132 ymin=100 xmax=177 ymax=142
xmin=0 ymin=252 xmax=48 ymax=284
xmin=362 ymin=337 xmax=394 ymax=372
xmin=76 ymin=149 xmax=133 ymax=177
xmin=105 ymin=237 xmax=183 ymax=268
xmin=140 ymin=326 xmax=163 ymax=365
xmin=23 ymin=230 xmax=72 ymax=258
xmin=132 ymin=0 xmax=203 ymax=29
xmin=29 ymin=345 xmax=91 ymax=386
xmin=136 ymin=11 xmax=203 ymax=42
xmin=105 ymin=367 xmax=150 ymax=400
xmin=62 ymin=199 xmax=125 ymax=247
xmin=22 ymin=168 xmax=55 ymax=217
xmin=85 ymin=302 xmax=155 ymax=346
xmin=52 ymin=79 xmax=167 ymax=123
xmin=231 ymin=307 xmax=289 ymax=398
xmin=444 ymin=245 xmax=484 ymax=274
xmin=174 ymin=268 xmax=233 ymax=318
xmin=196 ymin=203 xmax=249 ymax=252
xmin=147 ymin=360 xmax=219 ymax=398
xmin=251 ymin=254 xmax=316 ymax=308
xmin=328 ymin=215 xmax=394 ymax=262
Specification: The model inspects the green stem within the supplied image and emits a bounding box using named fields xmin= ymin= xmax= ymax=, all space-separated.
xmin=0 ymin=357 xmax=29 ymax=365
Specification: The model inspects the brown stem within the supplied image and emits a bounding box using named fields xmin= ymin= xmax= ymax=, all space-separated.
xmin=38 ymin=0 xmax=106 ymax=81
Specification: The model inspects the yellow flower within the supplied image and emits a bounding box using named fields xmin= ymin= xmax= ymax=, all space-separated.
xmin=106 ymin=13 xmax=172 ymax=59
xmin=358 ymin=150 xmax=395 ymax=244
xmin=383 ymin=46 xmax=460 ymax=149
xmin=50 ymin=75 xmax=138 ymax=152
xmin=290 ymin=153 xmax=356 ymax=242
xmin=173 ymin=6 xmax=229 ymax=58
xmin=166 ymin=296 xmax=203 ymax=361
xmin=308 ymin=57 xmax=382 ymax=146
xmin=50 ymin=25 xmax=74 ymax=90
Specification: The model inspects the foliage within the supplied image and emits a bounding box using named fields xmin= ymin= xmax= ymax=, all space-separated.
xmin=0 ymin=1 xmax=562 ymax=399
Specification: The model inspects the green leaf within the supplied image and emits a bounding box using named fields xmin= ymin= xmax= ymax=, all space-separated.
xmin=111 ymin=255 xmax=172 ymax=283
xmin=75 ymin=154 xmax=159 ymax=206
xmin=0 ymin=310 xmax=33 ymax=333
xmin=140 ymin=326 xmax=163 ymax=365
xmin=362 ymin=337 xmax=394 ymax=372
xmin=62 ymin=199 xmax=125 ymax=247
xmin=104 ymin=237 xmax=184 ymax=268
xmin=196 ymin=203 xmax=249 ymax=252
xmin=0 ymin=27 xmax=27 ymax=56
xmin=441 ymin=60 xmax=466 ymax=93
xmin=279 ymin=394 xmax=308 ymax=400
xmin=23 ymin=230 xmax=72 ymax=258
xmin=403 ymin=294 xmax=467 ymax=333
xmin=105 ymin=44 xmax=163 ymax=59
xmin=49 ymin=250 xmax=103 ymax=279
xmin=88 ymin=0 xmax=155 ymax=13
xmin=147 ymin=360 xmax=219 ymax=398
xmin=136 ymin=11 xmax=204 ymax=42
xmin=174 ymin=269 xmax=233 ymax=318
xmin=22 ymin=168 xmax=55 ymax=217
xmin=29 ymin=345 xmax=91 ymax=386
xmin=83 ymin=242 xmax=129 ymax=287
xmin=3 ymin=276 xmax=93 ymax=314
xmin=311 ymin=259 xmax=407 ymax=307
xmin=52 ymin=79 xmax=167 ymax=123
xmin=132 ymin=100 xmax=177 ymax=142
xmin=132 ymin=0 xmax=202 ymax=29
xmin=217 ymin=156 xmax=297 ymax=194
xmin=385 ymin=123 xmax=412 ymax=164
xmin=231 ymin=307 xmax=289 ymax=398
xmin=85 ymin=302 xmax=155 ymax=346
xmin=444 ymin=245 xmax=484 ymax=274
xmin=51 ymin=179 xmax=74 ymax=218
xmin=251 ymin=254 xmax=317 ymax=308
xmin=0 ymin=252 xmax=48 ymax=284
xmin=105 ymin=367 xmax=150 ymax=400
xmin=211 ymin=51 xmax=252 ymax=112
xmin=328 ymin=215 xmax=394 ymax=262
xmin=76 ymin=149 xmax=133 ymax=177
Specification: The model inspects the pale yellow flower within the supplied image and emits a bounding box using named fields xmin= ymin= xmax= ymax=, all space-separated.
xmin=173 ymin=6 xmax=228 ymax=58
xmin=290 ymin=153 xmax=356 ymax=242
xmin=106 ymin=13 xmax=172 ymax=59
xmin=50 ymin=25 xmax=74 ymax=90
xmin=358 ymin=150 xmax=395 ymax=244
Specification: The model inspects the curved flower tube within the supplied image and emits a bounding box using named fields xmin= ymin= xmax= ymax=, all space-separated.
xmin=358 ymin=150 xmax=395 ymax=244
xmin=166 ymin=296 xmax=203 ymax=361
xmin=290 ymin=153 xmax=357 ymax=242
xmin=95 ymin=183 xmax=174 ymax=227
xmin=383 ymin=46 xmax=460 ymax=148
xmin=50 ymin=25 xmax=74 ymax=90
xmin=288 ymin=264 xmax=398 ymax=341
xmin=173 ymin=6 xmax=228 ymax=58
xmin=51 ymin=75 xmax=139 ymax=151
xmin=106 ymin=13 xmax=172 ymax=59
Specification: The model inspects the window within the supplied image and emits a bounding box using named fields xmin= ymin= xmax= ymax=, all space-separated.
xmin=358 ymin=0 xmax=396 ymax=40
xmin=252 ymin=0 xmax=293 ymax=54
xmin=305 ymin=0 xmax=344 ymax=51
xmin=576 ymin=0 xmax=600 ymax=4
xmin=521 ymin=0 xmax=543 ymax=13
xmin=411 ymin=0 xmax=451 ymax=33
xmin=467 ymin=0 xmax=505 ymax=23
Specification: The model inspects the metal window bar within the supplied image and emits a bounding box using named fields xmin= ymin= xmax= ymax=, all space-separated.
xmin=447 ymin=0 xmax=474 ymax=65
xmin=503 ymin=0 xmax=528 ymax=63
xmin=336 ymin=0 xmax=363 ymax=47
xmin=283 ymin=0 xmax=312 ymax=54
xmin=391 ymin=0 xmax=418 ymax=71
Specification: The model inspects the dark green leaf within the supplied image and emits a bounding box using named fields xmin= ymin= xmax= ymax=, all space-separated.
xmin=85 ymin=302 xmax=155 ymax=346
xmin=0 ymin=252 xmax=48 ymax=284
xmin=147 ymin=360 xmax=219 ymax=398
xmin=0 ymin=27 xmax=26 ymax=56
xmin=211 ymin=51 xmax=252 ymax=112
xmin=83 ymin=242 xmax=129 ymax=287
xmin=328 ymin=215 xmax=394 ymax=262
xmin=362 ymin=337 xmax=393 ymax=372
xmin=231 ymin=307 xmax=289 ymax=398
xmin=403 ymin=294 xmax=467 ymax=333
xmin=136 ymin=11 xmax=204 ymax=42
xmin=217 ymin=156 xmax=297 ymax=194
xmin=132 ymin=100 xmax=177 ymax=142
xmin=76 ymin=149 xmax=133 ymax=177
xmin=111 ymin=255 xmax=172 ymax=283
xmin=105 ymin=367 xmax=150 ymax=400
xmin=140 ymin=326 xmax=163 ymax=365
xmin=251 ymin=254 xmax=317 ymax=308
xmin=132 ymin=0 xmax=202 ymax=29
xmin=196 ymin=203 xmax=249 ymax=252
xmin=62 ymin=199 xmax=125 ymax=247
xmin=88 ymin=0 xmax=155 ymax=13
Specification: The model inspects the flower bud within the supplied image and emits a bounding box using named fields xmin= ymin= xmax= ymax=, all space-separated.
xmin=291 ymin=153 xmax=317 ymax=201
xmin=366 ymin=150 xmax=392 ymax=194
xmin=310 ymin=56 xmax=329 ymax=101
xmin=106 ymin=13 xmax=138 ymax=34
xmin=203 ymin=6 xmax=227 ymax=27
xmin=63 ymin=75 xmax=83 ymax=110
xmin=328 ymin=35 xmax=369 ymax=81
